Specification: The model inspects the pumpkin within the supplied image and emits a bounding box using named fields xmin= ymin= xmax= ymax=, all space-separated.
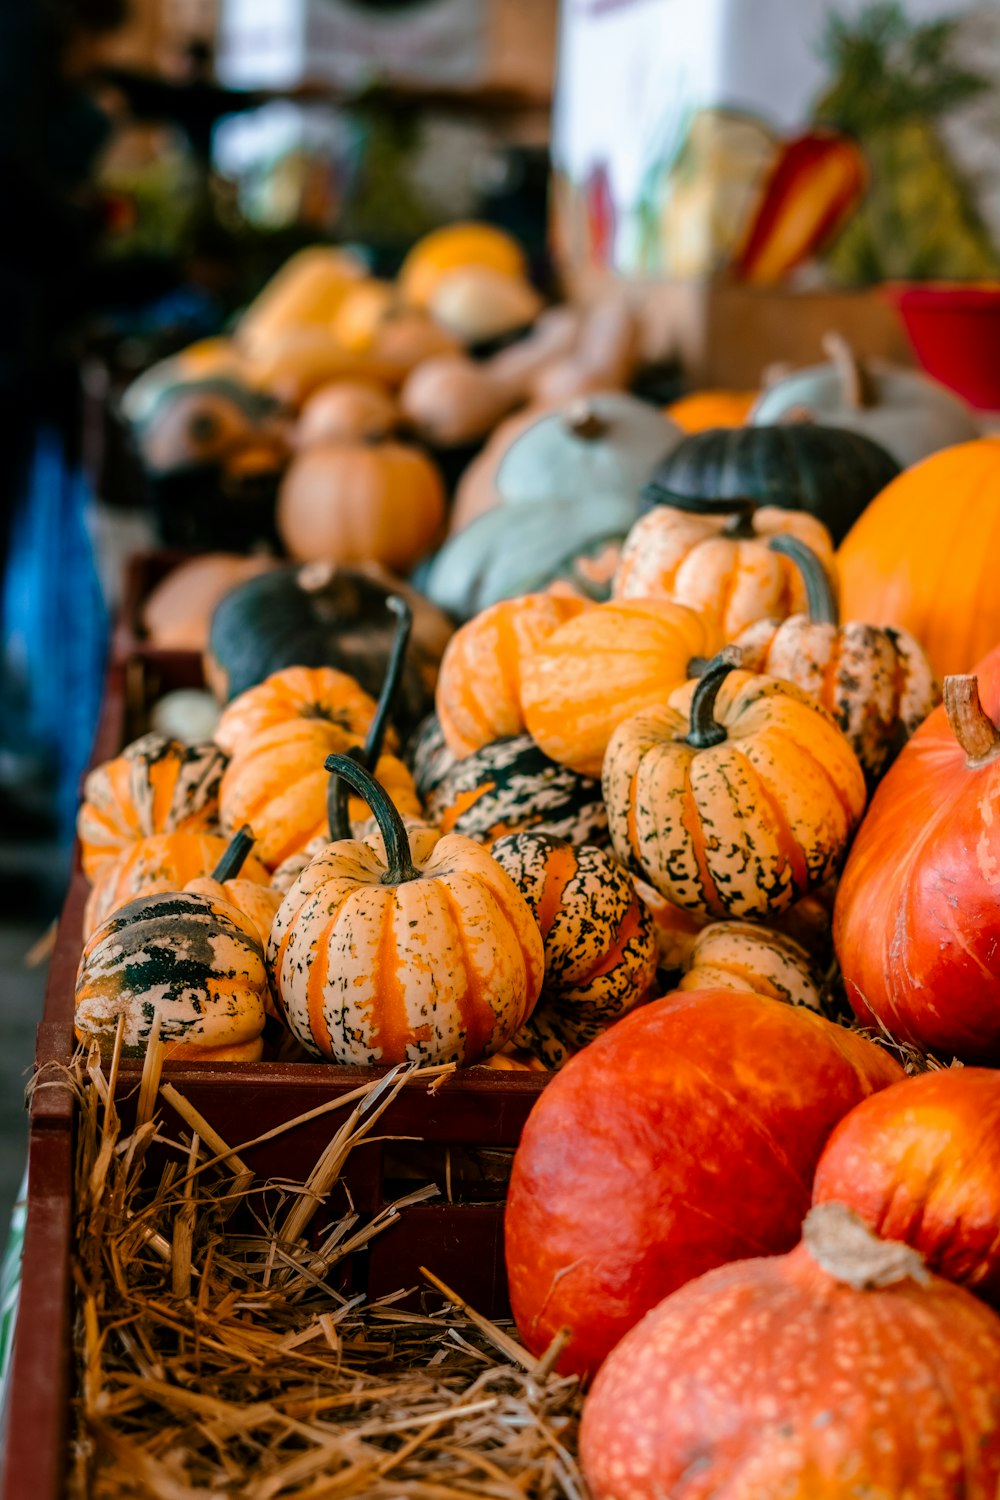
xmin=214 ymin=666 xmax=384 ymax=760
xmin=269 ymin=814 xmax=438 ymax=896
xmin=491 ymin=832 xmax=657 ymax=1068
xmin=423 ymin=494 xmax=637 ymax=621
xmin=520 ymin=599 xmax=721 ymax=778
xmin=83 ymin=830 xmax=271 ymax=939
xmin=424 ymin=734 xmax=610 ymax=849
xmin=835 ymin=657 xmax=1000 ymax=1063
xmin=504 ymin=988 xmax=903 ymax=1376
xmin=612 ymin=498 xmax=837 ymax=640
xmin=236 ymin=246 xmax=368 ymax=357
xmin=665 ymin=389 xmax=756 ymax=432
xmin=76 ymin=889 xmax=267 ymax=1061
xmin=428 ymin=266 xmax=542 ymax=343
xmin=329 ymin=279 xmax=397 ymax=351
xmin=580 ymin=1201 xmax=1000 ymax=1499
xmin=838 ymin=438 xmax=1000 ymax=679
xmin=813 ymin=1068 xmax=1000 ymax=1305
xmin=637 ymin=880 xmax=835 ymax=973
xmin=735 ymin=534 xmax=940 ymax=780
xmin=293 ymin=380 xmax=398 ymax=447
xmin=268 ymin=752 xmax=544 ymax=1065
xmin=406 ymin=714 xmax=458 ymax=803
xmin=141 ymin=553 xmax=279 ymax=651
xmin=77 ymin=734 xmax=227 ymax=881
xmin=642 ymin=422 xmax=900 ymax=545
xmin=603 ymin=654 xmax=866 ymax=918
xmin=397 ymin=222 xmax=526 ymax=309
xmin=750 ymin=331 xmax=979 ymax=468
xmin=184 ymin=825 xmax=283 ymax=952
xmin=435 ymin=593 xmax=589 ymax=759
xmin=277 ymin=439 xmax=445 ymax=574
xmin=205 ymin=562 xmax=452 ymax=737
xmin=494 ymin=393 xmax=679 ymax=508
xmin=678 ymin=920 xmax=821 ymax=1011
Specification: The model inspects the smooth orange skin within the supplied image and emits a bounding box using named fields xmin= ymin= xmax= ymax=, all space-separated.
xmin=838 ymin=438 xmax=1000 ymax=679
xmin=665 ymin=389 xmax=756 ymax=432
xmin=504 ymin=988 xmax=902 ymax=1379
xmin=813 ymin=1068 xmax=1000 ymax=1304
xmin=581 ymin=1233 xmax=1000 ymax=1500
xmin=834 ymin=639 xmax=1000 ymax=1062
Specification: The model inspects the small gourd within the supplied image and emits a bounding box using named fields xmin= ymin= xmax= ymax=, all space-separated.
xmin=678 ymin=921 xmax=822 ymax=1012
xmin=184 ymin=825 xmax=283 ymax=951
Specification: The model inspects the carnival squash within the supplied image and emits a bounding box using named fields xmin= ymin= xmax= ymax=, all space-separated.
xmin=83 ymin=830 xmax=271 ymax=939
xmin=184 ymin=825 xmax=283 ymax=952
xmin=678 ymin=920 xmax=821 ymax=1011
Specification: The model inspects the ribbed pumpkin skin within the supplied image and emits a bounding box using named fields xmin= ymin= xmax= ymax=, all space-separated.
xmin=835 ymin=644 xmax=1000 ymax=1062
xmin=268 ymin=829 xmax=544 ymax=1065
xmin=83 ymin=832 xmax=271 ymax=939
xmin=644 ymin=423 xmax=900 ymax=544
xmin=436 ymin=593 xmax=589 ymax=758
xmin=613 ymin=506 xmax=837 ymax=639
xmin=76 ymin=890 xmax=267 ymax=1058
xmin=838 ymin=439 xmax=1000 ymax=678
xmin=214 ymin=666 xmax=382 ymax=758
xmin=813 ymin=1070 xmax=1000 ymax=1303
xmin=604 ymin=671 xmax=866 ymax=919
xmin=735 ymin=614 xmax=939 ymax=778
xmin=424 ymin=735 xmax=609 ymax=848
xmin=78 ymin=735 xmax=226 ymax=880
xmin=521 ymin=599 xmax=720 ymax=778
xmin=678 ymin=921 xmax=821 ymax=1011
xmin=491 ymin=833 xmax=657 ymax=1068
xmin=581 ymin=1232 xmax=1000 ymax=1500
xmin=504 ymin=989 xmax=903 ymax=1377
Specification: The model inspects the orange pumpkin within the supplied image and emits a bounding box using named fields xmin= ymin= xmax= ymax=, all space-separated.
xmin=398 ymin=222 xmax=526 ymax=309
xmin=603 ymin=654 xmax=866 ymax=919
xmin=277 ymin=438 xmax=446 ymax=574
xmin=77 ymin=735 xmax=227 ymax=880
xmin=294 ymin=380 xmax=398 ymax=446
xmin=140 ymin=552 xmax=279 ymax=651
xmin=520 ymin=598 xmax=720 ymax=777
xmin=213 ymin=666 xmax=384 ymax=759
xmin=664 ymin=389 xmax=756 ymax=432
xmin=581 ymin=1202 xmax=1000 ymax=1499
xmin=83 ymin=829 xmax=271 ymax=939
xmin=613 ymin=498 xmax=837 ymax=639
xmin=838 ymin=438 xmax=1000 ymax=678
xmin=435 ymin=593 xmax=590 ymax=758
xmin=268 ymin=753 xmax=543 ymax=1065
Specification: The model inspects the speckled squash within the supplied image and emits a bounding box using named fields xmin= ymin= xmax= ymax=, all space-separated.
xmin=613 ymin=499 xmax=837 ymax=640
xmin=678 ymin=921 xmax=821 ymax=1011
xmin=580 ymin=1203 xmax=1000 ymax=1499
xmin=734 ymin=534 xmax=940 ymax=780
xmin=214 ymin=666 xmax=384 ymax=758
xmin=520 ymin=598 xmax=720 ymax=778
xmin=268 ymin=753 xmax=544 ymax=1065
xmin=75 ymin=889 xmax=267 ymax=1060
xmin=491 ymin=832 xmax=657 ymax=1068
xmin=406 ymin=714 xmax=458 ymax=802
xmin=424 ymin=735 xmax=609 ymax=848
xmin=270 ymin=815 xmax=438 ymax=895
xmin=77 ymin=734 xmax=227 ymax=880
xmin=435 ymin=593 xmax=590 ymax=758
xmin=83 ymin=830 xmax=271 ymax=939
xmin=603 ymin=655 xmax=866 ymax=919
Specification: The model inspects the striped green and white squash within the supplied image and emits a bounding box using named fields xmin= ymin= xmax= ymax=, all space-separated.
xmin=424 ymin=734 xmax=610 ymax=849
xmin=492 ymin=831 xmax=658 ymax=1069
xmin=75 ymin=890 xmax=268 ymax=1060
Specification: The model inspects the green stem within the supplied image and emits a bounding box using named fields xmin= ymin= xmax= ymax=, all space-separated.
xmin=324 ymin=752 xmax=420 ymax=884
xmin=767 ymin=535 xmax=839 ymax=625
xmin=687 ymin=653 xmax=740 ymax=749
xmin=211 ymin=825 xmax=255 ymax=883
xmin=327 ymin=594 xmax=412 ymax=841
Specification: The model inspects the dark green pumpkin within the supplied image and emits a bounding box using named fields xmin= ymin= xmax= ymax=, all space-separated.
xmin=424 ymin=734 xmax=610 ymax=848
xmin=641 ymin=424 xmax=900 ymax=544
xmin=206 ymin=563 xmax=452 ymax=738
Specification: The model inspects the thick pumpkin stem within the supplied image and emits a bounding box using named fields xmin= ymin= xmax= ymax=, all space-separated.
xmin=325 ymin=752 xmax=420 ymax=885
xmin=566 ymin=402 xmax=608 ymax=441
xmin=211 ymin=825 xmax=255 ymax=883
xmin=767 ymin=535 xmax=839 ymax=625
xmin=822 ymin=331 xmax=874 ymax=410
xmin=802 ymin=1202 xmax=929 ymax=1290
xmin=944 ymin=675 xmax=1000 ymax=765
xmin=327 ymin=594 xmax=413 ymax=840
xmin=687 ymin=650 xmax=742 ymax=749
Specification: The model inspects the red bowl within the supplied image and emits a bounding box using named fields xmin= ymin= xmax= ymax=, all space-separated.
xmin=885 ymin=282 xmax=1000 ymax=410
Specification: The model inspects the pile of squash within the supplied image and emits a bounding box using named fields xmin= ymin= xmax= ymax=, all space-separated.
xmin=92 ymin=235 xmax=1000 ymax=1492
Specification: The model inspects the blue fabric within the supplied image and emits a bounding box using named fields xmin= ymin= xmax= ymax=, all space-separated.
xmin=1 ymin=427 xmax=108 ymax=842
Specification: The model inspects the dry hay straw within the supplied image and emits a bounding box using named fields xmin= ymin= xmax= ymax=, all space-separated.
xmin=65 ymin=1024 xmax=584 ymax=1499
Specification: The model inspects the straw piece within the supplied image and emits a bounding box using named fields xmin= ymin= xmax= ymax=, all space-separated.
xmin=159 ymin=1083 xmax=253 ymax=1178
xmin=419 ymin=1269 xmax=539 ymax=1373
